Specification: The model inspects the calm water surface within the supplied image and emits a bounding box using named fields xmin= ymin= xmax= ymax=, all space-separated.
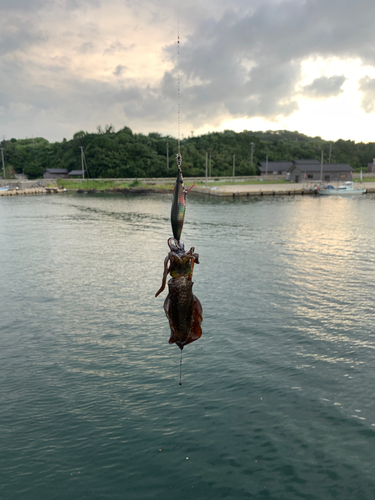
xmin=0 ymin=192 xmax=374 ymax=499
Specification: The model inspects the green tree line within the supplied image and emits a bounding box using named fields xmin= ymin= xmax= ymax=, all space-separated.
xmin=1 ymin=126 xmax=375 ymax=180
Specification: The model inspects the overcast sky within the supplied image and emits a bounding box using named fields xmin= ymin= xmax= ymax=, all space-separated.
xmin=2 ymin=0 xmax=375 ymax=142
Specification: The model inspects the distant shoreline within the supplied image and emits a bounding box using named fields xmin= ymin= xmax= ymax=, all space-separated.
xmin=2 ymin=175 xmax=375 ymax=198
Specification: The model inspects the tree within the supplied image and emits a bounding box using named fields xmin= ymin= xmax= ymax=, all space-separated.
xmin=73 ymin=131 xmax=86 ymax=140
xmin=2 ymin=127 xmax=371 ymax=179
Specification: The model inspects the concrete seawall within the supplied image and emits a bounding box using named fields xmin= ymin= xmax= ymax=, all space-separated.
xmin=192 ymin=185 xmax=315 ymax=197
xmin=191 ymin=182 xmax=375 ymax=197
xmin=2 ymin=179 xmax=375 ymax=198
xmin=0 ymin=187 xmax=64 ymax=196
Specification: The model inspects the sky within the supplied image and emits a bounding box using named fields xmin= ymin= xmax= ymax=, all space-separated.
xmin=2 ymin=0 xmax=375 ymax=143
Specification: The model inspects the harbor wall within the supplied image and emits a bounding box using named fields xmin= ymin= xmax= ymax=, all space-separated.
xmin=0 ymin=179 xmax=57 ymax=189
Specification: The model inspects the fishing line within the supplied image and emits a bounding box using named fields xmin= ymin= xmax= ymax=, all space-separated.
xmin=179 ymin=350 xmax=183 ymax=385
xmin=178 ymin=3 xmax=183 ymax=388
xmin=154 ymin=3 xmax=202 ymax=387
xmin=177 ymin=0 xmax=181 ymax=159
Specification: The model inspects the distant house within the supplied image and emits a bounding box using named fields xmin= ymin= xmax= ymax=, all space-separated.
xmin=68 ymin=170 xmax=84 ymax=178
xmin=367 ymin=159 xmax=375 ymax=173
xmin=288 ymin=161 xmax=352 ymax=183
xmin=43 ymin=168 xmax=69 ymax=179
xmin=258 ymin=161 xmax=293 ymax=175
xmin=292 ymin=159 xmax=320 ymax=167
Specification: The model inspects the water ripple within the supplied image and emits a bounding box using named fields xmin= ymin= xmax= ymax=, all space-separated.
xmin=1 ymin=194 xmax=375 ymax=500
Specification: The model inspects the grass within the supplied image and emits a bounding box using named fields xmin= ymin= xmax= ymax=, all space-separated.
xmin=58 ymin=177 xmax=375 ymax=193
xmin=197 ymin=179 xmax=289 ymax=186
xmin=150 ymin=183 xmax=175 ymax=190
xmin=129 ymin=179 xmax=141 ymax=187
xmin=57 ymin=179 xmax=175 ymax=191
xmin=58 ymin=177 xmax=295 ymax=192
xmin=57 ymin=179 xmax=132 ymax=190
xmin=357 ymin=176 xmax=375 ymax=182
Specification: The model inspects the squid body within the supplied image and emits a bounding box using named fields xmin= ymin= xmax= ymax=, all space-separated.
xmin=156 ymin=160 xmax=202 ymax=350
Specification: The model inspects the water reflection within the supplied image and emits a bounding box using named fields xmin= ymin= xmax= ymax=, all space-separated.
xmin=1 ymin=193 xmax=375 ymax=500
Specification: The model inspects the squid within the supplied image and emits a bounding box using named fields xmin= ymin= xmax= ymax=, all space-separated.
xmin=155 ymin=154 xmax=203 ymax=352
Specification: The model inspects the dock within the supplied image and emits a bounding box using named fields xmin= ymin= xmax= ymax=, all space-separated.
xmin=192 ymin=182 xmax=375 ymax=198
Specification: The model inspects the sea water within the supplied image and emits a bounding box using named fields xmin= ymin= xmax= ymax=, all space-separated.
xmin=0 ymin=192 xmax=374 ymax=499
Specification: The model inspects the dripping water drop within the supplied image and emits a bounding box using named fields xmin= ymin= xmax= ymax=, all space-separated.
xmin=179 ymin=350 xmax=183 ymax=385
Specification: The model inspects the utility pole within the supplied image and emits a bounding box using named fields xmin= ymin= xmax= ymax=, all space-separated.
xmin=209 ymin=153 xmax=212 ymax=178
xmin=320 ymin=150 xmax=324 ymax=182
xmin=0 ymin=148 xmax=5 ymax=179
xmin=265 ymin=155 xmax=268 ymax=178
xmin=205 ymin=152 xmax=208 ymax=188
xmin=80 ymin=146 xmax=85 ymax=179
xmin=232 ymin=153 xmax=235 ymax=184
xmin=329 ymin=143 xmax=332 ymax=164
xmin=250 ymin=142 xmax=254 ymax=166
xmin=166 ymin=142 xmax=169 ymax=170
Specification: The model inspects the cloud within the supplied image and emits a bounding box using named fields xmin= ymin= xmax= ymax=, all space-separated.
xmin=113 ymin=65 xmax=128 ymax=76
xmin=0 ymin=0 xmax=101 ymax=13
xmin=301 ymin=75 xmax=347 ymax=99
xmin=161 ymin=7 xmax=303 ymax=125
xmin=3 ymin=0 xmax=375 ymax=141
xmin=0 ymin=19 xmax=48 ymax=56
xmin=75 ymin=42 xmax=95 ymax=54
xmin=0 ymin=0 xmax=48 ymax=12
xmin=159 ymin=0 xmax=375 ymax=128
xmin=359 ymin=76 xmax=375 ymax=113
xmin=103 ymin=42 xmax=136 ymax=55
xmin=64 ymin=0 xmax=102 ymax=9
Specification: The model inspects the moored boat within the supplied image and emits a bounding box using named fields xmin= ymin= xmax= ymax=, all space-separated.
xmin=0 ymin=186 xmax=9 ymax=192
xmin=318 ymin=181 xmax=366 ymax=196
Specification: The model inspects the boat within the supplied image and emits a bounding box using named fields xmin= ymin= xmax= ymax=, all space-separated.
xmin=318 ymin=181 xmax=366 ymax=196
xmin=0 ymin=186 xmax=9 ymax=192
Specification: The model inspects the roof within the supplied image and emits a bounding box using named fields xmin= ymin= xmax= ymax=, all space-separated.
xmin=45 ymin=168 xmax=68 ymax=174
xmin=290 ymin=163 xmax=352 ymax=173
xmin=68 ymin=170 xmax=84 ymax=175
xmin=293 ymin=159 xmax=320 ymax=165
xmin=259 ymin=161 xmax=293 ymax=172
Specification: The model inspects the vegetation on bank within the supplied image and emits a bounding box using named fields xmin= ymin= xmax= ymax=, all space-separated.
xmin=2 ymin=127 xmax=375 ymax=180
xmin=58 ymin=179 xmax=134 ymax=191
xmin=58 ymin=179 xmax=175 ymax=191
xmin=197 ymin=179 xmax=289 ymax=186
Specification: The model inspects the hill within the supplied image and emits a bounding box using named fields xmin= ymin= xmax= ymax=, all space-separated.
xmin=1 ymin=126 xmax=374 ymax=179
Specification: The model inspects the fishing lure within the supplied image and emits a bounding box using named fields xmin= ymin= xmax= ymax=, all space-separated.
xmin=155 ymin=154 xmax=203 ymax=354
xmin=170 ymin=154 xmax=187 ymax=242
